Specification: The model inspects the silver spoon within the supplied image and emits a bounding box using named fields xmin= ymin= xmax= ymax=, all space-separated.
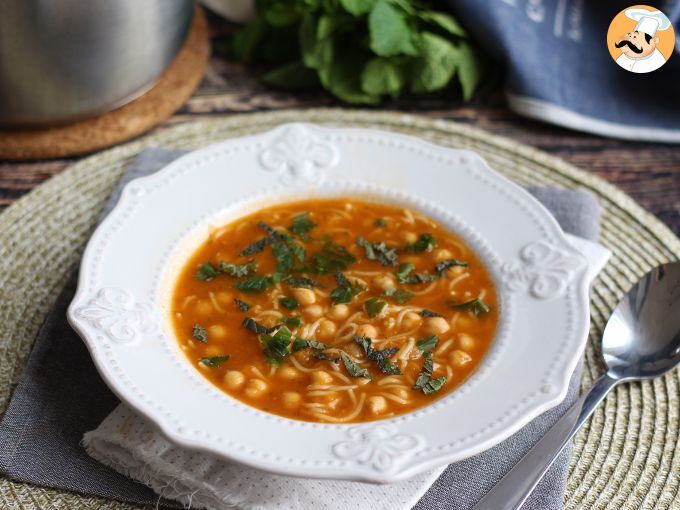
xmin=474 ymin=262 xmax=680 ymax=510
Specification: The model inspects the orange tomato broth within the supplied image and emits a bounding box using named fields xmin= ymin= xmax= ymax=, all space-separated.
xmin=171 ymin=198 xmax=498 ymax=423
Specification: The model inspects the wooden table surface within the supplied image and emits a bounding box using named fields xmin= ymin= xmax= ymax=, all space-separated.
xmin=2 ymin=17 xmax=679 ymax=237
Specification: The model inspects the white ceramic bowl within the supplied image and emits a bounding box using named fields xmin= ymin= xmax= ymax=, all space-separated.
xmin=68 ymin=124 xmax=590 ymax=483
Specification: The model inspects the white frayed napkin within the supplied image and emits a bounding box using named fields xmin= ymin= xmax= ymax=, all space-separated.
xmin=83 ymin=233 xmax=610 ymax=510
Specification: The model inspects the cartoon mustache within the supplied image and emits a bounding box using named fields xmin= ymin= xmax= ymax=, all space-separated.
xmin=615 ymin=39 xmax=643 ymax=53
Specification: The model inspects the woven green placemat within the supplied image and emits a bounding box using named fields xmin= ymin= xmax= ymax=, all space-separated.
xmin=0 ymin=109 xmax=678 ymax=510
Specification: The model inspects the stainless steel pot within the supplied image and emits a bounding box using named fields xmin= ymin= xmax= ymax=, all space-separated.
xmin=0 ymin=0 xmax=194 ymax=127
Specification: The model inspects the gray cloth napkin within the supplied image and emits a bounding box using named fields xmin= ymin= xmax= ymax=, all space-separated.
xmin=0 ymin=148 xmax=602 ymax=509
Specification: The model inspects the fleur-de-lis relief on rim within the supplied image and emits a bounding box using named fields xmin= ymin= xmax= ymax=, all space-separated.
xmin=74 ymin=287 xmax=161 ymax=344
xmin=259 ymin=125 xmax=339 ymax=184
xmin=332 ymin=425 xmax=423 ymax=472
xmin=501 ymin=241 xmax=585 ymax=299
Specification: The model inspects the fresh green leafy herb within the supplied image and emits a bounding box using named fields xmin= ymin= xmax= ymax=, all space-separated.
xmin=364 ymin=297 xmax=387 ymax=318
xmin=312 ymin=351 xmax=340 ymax=363
xmin=340 ymin=352 xmax=372 ymax=379
xmin=282 ymin=315 xmax=302 ymax=328
xmin=195 ymin=263 xmax=220 ymax=281
xmin=354 ymin=336 xmax=400 ymax=375
xmin=396 ymin=262 xmax=437 ymax=285
xmin=259 ymin=325 xmax=293 ymax=365
xmin=270 ymin=232 xmax=306 ymax=274
xmin=419 ymin=309 xmax=441 ymax=318
xmin=239 ymin=237 xmax=274 ymax=257
xmin=413 ymin=351 xmax=433 ymax=390
xmin=329 ymin=272 xmax=366 ymax=304
xmin=234 ymin=273 xmax=281 ymax=293
xmin=290 ymin=212 xmax=316 ymax=240
xmin=313 ymin=242 xmax=357 ymax=275
xmin=279 ymin=296 xmax=299 ymax=310
xmin=451 ymin=297 xmax=491 ymax=316
xmin=434 ymin=258 xmax=468 ymax=275
xmin=422 ymin=376 xmax=447 ymax=395
xmin=192 ymin=323 xmax=208 ymax=343
xmin=282 ymin=275 xmax=325 ymax=289
xmin=382 ymin=286 xmax=413 ymax=304
xmin=416 ymin=335 xmax=438 ymax=352
xmin=256 ymin=220 xmax=283 ymax=240
xmin=405 ymin=233 xmax=436 ymax=253
xmin=234 ymin=299 xmax=252 ymax=312
xmin=396 ymin=262 xmax=415 ymax=282
xmin=219 ymin=260 xmax=259 ymax=277
xmin=357 ymin=236 xmax=398 ymax=266
xmin=292 ymin=337 xmax=328 ymax=352
xmin=199 ymin=355 xmax=230 ymax=367
xmin=242 ymin=317 xmax=280 ymax=335
xmin=374 ymin=218 xmax=387 ymax=227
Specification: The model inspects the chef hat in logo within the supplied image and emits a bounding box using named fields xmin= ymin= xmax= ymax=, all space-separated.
xmin=624 ymin=8 xmax=672 ymax=37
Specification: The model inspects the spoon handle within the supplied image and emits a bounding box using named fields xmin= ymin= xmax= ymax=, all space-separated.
xmin=472 ymin=373 xmax=618 ymax=510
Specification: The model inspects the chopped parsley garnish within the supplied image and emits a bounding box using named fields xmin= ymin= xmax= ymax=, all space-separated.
xmin=354 ymin=336 xmax=401 ymax=375
xmin=422 ymin=377 xmax=447 ymax=395
xmin=242 ymin=317 xmax=280 ymax=335
xmin=451 ymin=297 xmax=491 ymax=316
xmin=259 ymin=325 xmax=292 ymax=366
xmin=313 ymin=241 xmax=357 ymax=275
xmin=374 ymin=218 xmax=387 ymax=227
xmin=405 ymin=233 xmax=436 ymax=253
xmin=290 ymin=212 xmax=316 ymax=240
xmin=434 ymin=258 xmax=468 ymax=276
xmin=312 ymin=351 xmax=340 ymax=363
xmin=234 ymin=298 xmax=252 ymax=312
xmin=282 ymin=315 xmax=302 ymax=328
xmin=329 ymin=272 xmax=366 ymax=304
xmin=356 ymin=236 xmax=398 ymax=266
xmin=413 ymin=351 xmax=447 ymax=395
xmin=192 ymin=323 xmax=208 ymax=343
xmin=282 ymin=275 xmax=325 ymax=289
xmin=199 ymin=355 xmax=230 ymax=367
xmin=219 ymin=260 xmax=258 ymax=277
xmin=396 ymin=262 xmax=437 ymax=285
xmin=292 ymin=337 xmax=328 ymax=352
xmin=382 ymin=286 xmax=413 ymax=304
xmin=195 ymin=263 xmax=220 ymax=281
xmin=364 ymin=297 xmax=387 ymax=318
xmin=416 ymin=335 xmax=439 ymax=352
xmin=279 ymin=296 xmax=298 ymax=310
xmin=234 ymin=273 xmax=281 ymax=293
xmin=239 ymin=237 xmax=274 ymax=257
xmin=340 ymin=352 xmax=372 ymax=379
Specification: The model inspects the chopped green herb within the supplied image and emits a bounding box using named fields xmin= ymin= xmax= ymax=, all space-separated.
xmin=434 ymin=258 xmax=468 ymax=275
xmin=239 ymin=237 xmax=274 ymax=257
xmin=292 ymin=337 xmax=328 ymax=352
xmin=329 ymin=272 xmax=366 ymax=304
xmin=416 ymin=335 xmax=439 ymax=352
xmin=195 ymin=263 xmax=220 ymax=281
xmin=357 ymin=236 xmax=398 ymax=266
xmin=234 ymin=273 xmax=280 ymax=293
xmin=219 ymin=260 xmax=258 ymax=277
xmin=340 ymin=352 xmax=372 ymax=379
xmin=364 ymin=297 xmax=387 ymax=318
xmin=373 ymin=218 xmax=387 ymax=227
xmin=282 ymin=315 xmax=302 ymax=328
xmin=259 ymin=325 xmax=292 ymax=365
xmin=242 ymin=317 xmax=280 ymax=335
xmin=312 ymin=351 xmax=340 ymax=363
xmin=234 ymin=298 xmax=252 ymax=312
xmin=354 ymin=336 xmax=401 ymax=375
xmin=422 ymin=376 xmax=447 ymax=395
xmin=405 ymin=233 xmax=436 ymax=253
xmin=192 ymin=323 xmax=208 ymax=343
xmin=413 ymin=351 xmax=434 ymax=390
xmin=282 ymin=275 xmax=325 ymax=289
xmin=396 ymin=262 xmax=415 ymax=282
xmin=199 ymin=355 xmax=230 ymax=367
xmin=290 ymin=212 xmax=316 ymax=240
xmin=451 ymin=297 xmax=491 ymax=316
xmin=396 ymin=262 xmax=437 ymax=285
xmin=279 ymin=296 xmax=299 ymax=310
xmin=313 ymin=242 xmax=357 ymax=275
xmin=419 ymin=309 xmax=442 ymax=317
xmin=382 ymin=286 xmax=414 ymax=304
xmin=256 ymin=220 xmax=283 ymax=240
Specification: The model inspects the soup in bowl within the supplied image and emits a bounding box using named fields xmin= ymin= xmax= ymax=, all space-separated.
xmin=171 ymin=198 xmax=498 ymax=423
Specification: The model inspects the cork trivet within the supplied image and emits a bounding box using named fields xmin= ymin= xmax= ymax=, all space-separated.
xmin=0 ymin=6 xmax=209 ymax=161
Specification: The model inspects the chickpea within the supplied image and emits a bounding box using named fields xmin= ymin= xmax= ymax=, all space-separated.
xmin=403 ymin=232 xmax=418 ymax=244
xmin=278 ymin=365 xmax=301 ymax=380
xmin=303 ymin=304 xmax=324 ymax=319
xmin=194 ymin=300 xmax=213 ymax=317
xmin=367 ymin=395 xmax=388 ymax=415
xmin=244 ymin=379 xmax=268 ymax=398
xmin=317 ymin=319 xmax=337 ymax=340
xmin=216 ymin=291 xmax=232 ymax=306
xmin=224 ymin=370 xmax=245 ymax=390
xmin=356 ymin=324 xmax=378 ymax=338
xmin=208 ymin=324 xmax=227 ymax=341
xmin=393 ymin=388 xmax=409 ymax=399
xmin=373 ymin=274 xmax=395 ymax=291
xmin=312 ymin=370 xmax=334 ymax=385
xmin=344 ymin=343 xmax=364 ymax=358
xmin=434 ymin=248 xmax=453 ymax=262
xmin=449 ymin=350 xmax=472 ymax=367
xmin=458 ymin=333 xmax=475 ymax=351
xmin=423 ymin=316 xmax=450 ymax=335
xmin=292 ymin=288 xmax=316 ymax=306
xmin=204 ymin=345 xmax=222 ymax=357
xmin=328 ymin=304 xmax=350 ymax=320
xmin=282 ymin=392 xmax=301 ymax=409
xmin=402 ymin=312 xmax=422 ymax=330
